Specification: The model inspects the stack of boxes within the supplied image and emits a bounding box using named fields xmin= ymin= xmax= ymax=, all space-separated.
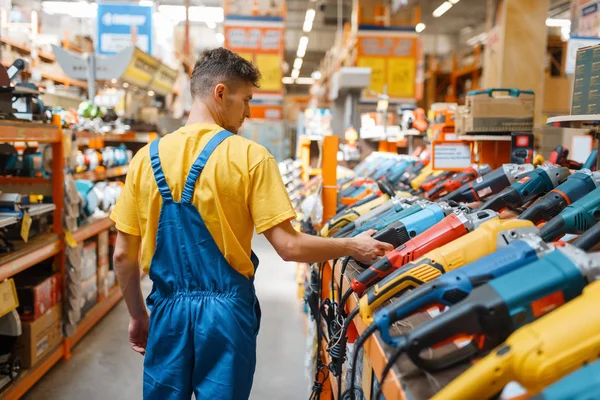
xmin=80 ymin=241 xmax=98 ymax=317
xmin=97 ymin=231 xmax=110 ymax=300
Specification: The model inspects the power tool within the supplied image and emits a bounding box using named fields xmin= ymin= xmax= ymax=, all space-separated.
xmin=442 ymin=164 xmax=534 ymax=204
xmin=395 ymin=160 xmax=428 ymax=187
xmin=540 ymin=186 xmax=600 ymax=241
xmin=583 ymin=149 xmax=598 ymax=171
xmin=548 ymin=145 xmax=568 ymax=166
xmin=419 ymin=171 xmax=454 ymax=192
xmin=374 ymin=233 xmax=555 ymax=348
xmin=410 ymin=164 xmax=435 ymax=191
xmin=371 ymin=158 xmax=401 ymax=181
xmin=400 ymin=244 xmax=600 ymax=372
xmin=478 ymin=165 xmax=570 ymax=213
xmin=357 ymin=219 xmax=536 ymax=325
xmin=431 ymin=279 xmax=600 ymax=400
xmin=531 ymin=359 xmax=600 ymax=400
xmin=375 ymin=159 xmax=412 ymax=181
xmin=386 ymin=160 xmax=418 ymax=185
xmin=345 ymin=209 xmax=499 ymax=300
xmin=572 ymin=221 xmax=600 ymax=251
xmin=518 ymin=169 xmax=600 ymax=224
xmin=427 ymin=164 xmax=492 ymax=200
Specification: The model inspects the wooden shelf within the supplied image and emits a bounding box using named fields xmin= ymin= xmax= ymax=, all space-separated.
xmin=0 ymin=233 xmax=61 ymax=281
xmin=74 ymin=131 xmax=156 ymax=144
xmin=73 ymin=165 xmax=128 ymax=182
xmin=69 ymin=285 xmax=122 ymax=348
xmin=0 ymin=177 xmax=51 ymax=185
xmin=458 ymin=135 xmax=512 ymax=142
xmin=0 ymin=344 xmax=64 ymax=400
xmin=1 ymin=38 xmax=55 ymax=63
xmin=71 ymin=216 xmax=114 ymax=243
xmin=0 ymin=121 xmax=61 ymax=143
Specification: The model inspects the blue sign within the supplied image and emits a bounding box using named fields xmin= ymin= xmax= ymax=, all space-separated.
xmin=97 ymin=3 xmax=153 ymax=55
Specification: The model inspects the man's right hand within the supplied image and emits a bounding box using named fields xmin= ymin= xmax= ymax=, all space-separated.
xmin=350 ymin=229 xmax=394 ymax=264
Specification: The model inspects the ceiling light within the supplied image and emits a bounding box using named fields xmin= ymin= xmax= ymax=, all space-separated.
xmin=282 ymin=77 xmax=295 ymax=84
xmin=216 ymin=32 xmax=225 ymax=44
xmin=293 ymin=58 xmax=303 ymax=70
xmin=305 ymin=9 xmax=316 ymax=22
xmin=206 ymin=21 xmax=217 ymax=29
xmin=139 ymin=0 xmax=154 ymax=6
xmin=296 ymin=77 xmax=314 ymax=85
xmin=449 ymin=0 xmax=460 ymax=4
xmin=433 ymin=1 xmax=452 ymax=17
xmin=297 ymin=36 xmax=309 ymax=58
xmin=291 ymin=69 xmax=300 ymax=79
xmin=415 ymin=23 xmax=425 ymax=33
xmin=157 ymin=5 xmax=224 ymax=23
xmin=122 ymin=82 xmax=130 ymax=88
xmin=42 ymin=1 xmax=97 ymax=18
xmin=546 ymin=18 xmax=571 ymax=27
xmin=311 ymin=71 xmax=321 ymax=80
xmin=148 ymin=90 xmax=155 ymax=96
xmin=303 ymin=19 xmax=314 ymax=33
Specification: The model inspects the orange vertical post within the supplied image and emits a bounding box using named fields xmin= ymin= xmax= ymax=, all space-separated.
xmin=322 ymin=136 xmax=339 ymax=224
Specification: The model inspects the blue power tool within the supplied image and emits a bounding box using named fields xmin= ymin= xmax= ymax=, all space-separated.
xmin=531 ymin=359 xmax=600 ymax=400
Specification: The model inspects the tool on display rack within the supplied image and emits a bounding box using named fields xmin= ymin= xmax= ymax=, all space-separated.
xmin=477 ymin=165 xmax=570 ymax=213
xmin=518 ymin=169 xmax=600 ymax=224
xmin=0 ymin=279 xmax=22 ymax=390
xmin=539 ymin=186 xmax=600 ymax=241
xmin=396 ymin=243 xmax=600 ymax=372
xmin=419 ymin=171 xmax=454 ymax=192
xmin=2 ymin=59 xmax=52 ymax=122
xmin=547 ymin=145 xmax=593 ymax=170
xmin=530 ymin=359 xmax=600 ymax=400
xmin=426 ymin=164 xmax=492 ymax=200
xmin=442 ymin=163 xmax=534 ymax=204
xmin=430 ymin=279 xmax=600 ymax=400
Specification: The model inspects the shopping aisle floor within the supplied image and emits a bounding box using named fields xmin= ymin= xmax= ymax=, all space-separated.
xmin=24 ymin=234 xmax=307 ymax=399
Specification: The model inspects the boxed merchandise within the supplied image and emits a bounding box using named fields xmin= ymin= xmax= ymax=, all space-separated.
xmin=15 ymin=302 xmax=63 ymax=368
xmin=80 ymin=275 xmax=98 ymax=317
xmin=0 ymin=278 xmax=18 ymax=317
xmin=572 ymin=44 xmax=600 ymax=115
xmin=511 ymin=132 xmax=535 ymax=164
xmin=81 ymin=240 xmax=98 ymax=280
xmin=461 ymin=88 xmax=534 ymax=133
xmin=15 ymin=272 xmax=61 ymax=321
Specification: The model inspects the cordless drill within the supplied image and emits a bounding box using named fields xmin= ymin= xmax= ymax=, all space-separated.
xmin=540 ymin=186 xmax=600 ymax=241
xmin=347 ymin=209 xmax=499 ymax=298
xmin=400 ymin=244 xmax=600 ymax=372
xmin=431 ymin=279 xmax=600 ymax=400
xmin=519 ymin=169 xmax=600 ymax=224
xmin=357 ymin=219 xmax=537 ymax=325
xmin=427 ymin=164 xmax=492 ymax=200
xmin=478 ymin=165 xmax=570 ymax=213
xmin=531 ymin=359 xmax=600 ymax=400
xmin=442 ymin=164 xmax=534 ymax=204
xmin=373 ymin=233 xmax=555 ymax=348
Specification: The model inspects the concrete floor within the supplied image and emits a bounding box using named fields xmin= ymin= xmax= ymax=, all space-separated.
xmin=24 ymin=234 xmax=307 ymax=399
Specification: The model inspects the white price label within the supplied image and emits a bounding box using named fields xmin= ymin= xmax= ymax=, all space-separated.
xmin=432 ymin=142 xmax=472 ymax=170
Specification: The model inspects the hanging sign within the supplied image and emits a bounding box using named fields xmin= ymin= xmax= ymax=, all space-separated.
xmin=97 ymin=3 xmax=153 ymax=55
xmin=431 ymin=140 xmax=474 ymax=171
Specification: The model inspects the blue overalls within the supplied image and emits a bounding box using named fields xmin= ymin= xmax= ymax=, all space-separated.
xmin=143 ymin=130 xmax=261 ymax=400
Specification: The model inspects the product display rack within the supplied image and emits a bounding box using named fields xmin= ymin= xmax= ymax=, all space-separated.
xmin=547 ymin=114 xmax=600 ymax=169
xmin=72 ymin=166 xmax=128 ymax=182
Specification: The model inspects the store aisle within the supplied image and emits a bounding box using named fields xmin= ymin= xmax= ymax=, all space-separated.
xmin=24 ymin=234 xmax=307 ymax=399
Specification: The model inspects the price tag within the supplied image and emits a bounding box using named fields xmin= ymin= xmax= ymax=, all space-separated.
xmin=65 ymin=231 xmax=78 ymax=248
xmin=432 ymin=140 xmax=473 ymax=171
xmin=21 ymin=212 xmax=32 ymax=243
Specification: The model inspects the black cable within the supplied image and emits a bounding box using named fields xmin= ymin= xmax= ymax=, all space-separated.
xmin=341 ymin=323 xmax=377 ymax=400
xmin=339 ymin=256 xmax=351 ymax=306
xmin=309 ymin=263 xmax=330 ymax=400
xmin=373 ymin=336 xmax=408 ymax=400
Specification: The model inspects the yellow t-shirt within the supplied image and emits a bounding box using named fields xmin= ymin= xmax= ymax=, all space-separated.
xmin=110 ymin=123 xmax=296 ymax=279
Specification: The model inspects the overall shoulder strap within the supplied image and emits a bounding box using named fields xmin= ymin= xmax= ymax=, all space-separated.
xmin=181 ymin=130 xmax=233 ymax=204
xmin=149 ymin=139 xmax=173 ymax=202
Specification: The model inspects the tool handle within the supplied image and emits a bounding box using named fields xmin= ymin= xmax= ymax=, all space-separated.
xmin=479 ymin=187 xmax=522 ymax=212
xmin=519 ymin=192 xmax=568 ymax=224
xmin=467 ymin=88 xmax=533 ymax=97
xmin=426 ymin=185 xmax=446 ymax=200
xmin=373 ymin=221 xmax=410 ymax=248
xmin=583 ymin=149 xmax=599 ymax=171
xmin=572 ymin=221 xmax=600 ymax=251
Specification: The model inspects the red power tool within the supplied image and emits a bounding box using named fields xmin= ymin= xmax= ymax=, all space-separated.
xmin=426 ymin=164 xmax=492 ymax=200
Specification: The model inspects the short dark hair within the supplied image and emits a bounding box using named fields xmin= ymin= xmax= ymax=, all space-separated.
xmin=190 ymin=47 xmax=261 ymax=98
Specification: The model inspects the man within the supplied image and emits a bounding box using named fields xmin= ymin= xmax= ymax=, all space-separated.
xmin=111 ymin=48 xmax=392 ymax=400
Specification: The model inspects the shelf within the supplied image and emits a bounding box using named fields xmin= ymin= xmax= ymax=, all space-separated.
xmin=0 ymin=216 xmax=17 ymax=228
xmin=1 ymin=61 xmax=87 ymax=89
xmin=68 ymin=285 xmax=123 ymax=348
xmin=458 ymin=134 xmax=512 ymax=142
xmin=0 ymin=344 xmax=64 ymax=400
xmin=547 ymin=114 xmax=600 ymax=129
xmin=71 ymin=216 xmax=114 ymax=243
xmin=0 ymin=121 xmax=61 ymax=143
xmin=74 ymin=131 xmax=156 ymax=144
xmin=0 ymin=233 xmax=61 ymax=281
xmin=1 ymin=38 xmax=56 ymax=63
xmin=452 ymin=65 xmax=482 ymax=79
xmin=73 ymin=165 xmax=128 ymax=182
xmin=0 ymin=177 xmax=51 ymax=185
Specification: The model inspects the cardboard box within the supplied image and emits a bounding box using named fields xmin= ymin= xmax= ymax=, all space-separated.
xmin=0 ymin=278 xmax=19 ymax=318
xmin=572 ymin=44 xmax=600 ymax=115
xmin=82 ymin=241 xmax=97 ymax=280
xmin=462 ymin=88 xmax=534 ymax=133
xmin=455 ymin=105 xmax=467 ymax=135
xmin=16 ymin=303 xmax=63 ymax=368
xmin=80 ymin=275 xmax=98 ymax=317
xmin=511 ymin=132 xmax=535 ymax=164
xmin=16 ymin=272 xmax=61 ymax=321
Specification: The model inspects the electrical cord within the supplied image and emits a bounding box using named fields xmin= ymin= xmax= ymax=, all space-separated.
xmin=340 ymin=323 xmax=377 ymax=400
xmin=308 ymin=263 xmax=331 ymax=400
xmin=373 ymin=336 xmax=408 ymax=400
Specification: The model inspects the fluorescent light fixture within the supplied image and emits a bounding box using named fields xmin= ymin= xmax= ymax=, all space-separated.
xmin=296 ymin=77 xmax=314 ymax=85
xmin=148 ymin=90 xmax=155 ymax=96
xmin=433 ymin=1 xmax=452 ymax=17
xmin=305 ymin=9 xmax=316 ymax=22
xmin=282 ymin=77 xmax=295 ymax=84
xmin=546 ymin=18 xmax=571 ymax=27
xmin=303 ymin=19 xmax=314 ymax=33
xmin=293 ymin=57 xmax=303 ymax=70
xmin=291 ymin=69 xmax=300 ymax=79
xmin=449 ymin=0 xmax=460 ymax=4
xmin=139 ymin=0 xmax=154 ymax=6
xmin=311 ymin=71 xmax=321 ymax=80
xmin=297 ymin=36 xmax=309 ymax=58
xmin=157 ymin=5 xmax=224 ymax=23
xmin=42 ymin=1 xmax=97 ymax=18
xmin=206 ymin=21 xmax=217 ymax=29
xmin=415 ymin=23 xmax=425 ymax=33
xmin=216 ymin=32 xmax=225 ymax=44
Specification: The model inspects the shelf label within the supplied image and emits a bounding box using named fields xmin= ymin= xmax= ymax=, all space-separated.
xmin=21 ymin=212 xmax=32 ymax=243
xmin=432 ymin=140 xmax=473 ymax=171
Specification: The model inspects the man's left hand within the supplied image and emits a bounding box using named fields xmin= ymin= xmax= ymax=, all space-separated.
xmin=129 ymin=315 xmax=149 ymax=356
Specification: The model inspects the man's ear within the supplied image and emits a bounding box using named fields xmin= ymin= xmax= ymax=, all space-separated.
xmin=214 ymin=83 xmax=226 ymax=104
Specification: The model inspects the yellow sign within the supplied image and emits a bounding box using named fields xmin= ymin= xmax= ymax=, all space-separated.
xmin=357 ymin=57 xmax=386 ymax=95
xmin=388 ymin=57 xmax=416 ymax=98
xmin=149 ymin=63 xmax=178 ymax=96
xmin=122 ymin=47 xmax=159 ymax=88
xmin=238 ymin=53 xmax=254 ymax=63
xmin=255 ymin=53 xmax=282 ymax=92
xmin=21 ymin=211 xmax=32 ymax=243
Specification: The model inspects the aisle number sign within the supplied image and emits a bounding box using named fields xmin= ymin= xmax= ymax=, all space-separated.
xmin=431 ymin=141 xmax=474 ymax=171
xmin=97 ymin=3 xmax=153 ymax=55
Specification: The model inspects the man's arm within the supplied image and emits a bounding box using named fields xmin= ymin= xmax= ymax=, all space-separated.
xmin=263 ymin=221 xmax=393 ymax=264
xmin=113 ymin=230 xmax=148 ymax=355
